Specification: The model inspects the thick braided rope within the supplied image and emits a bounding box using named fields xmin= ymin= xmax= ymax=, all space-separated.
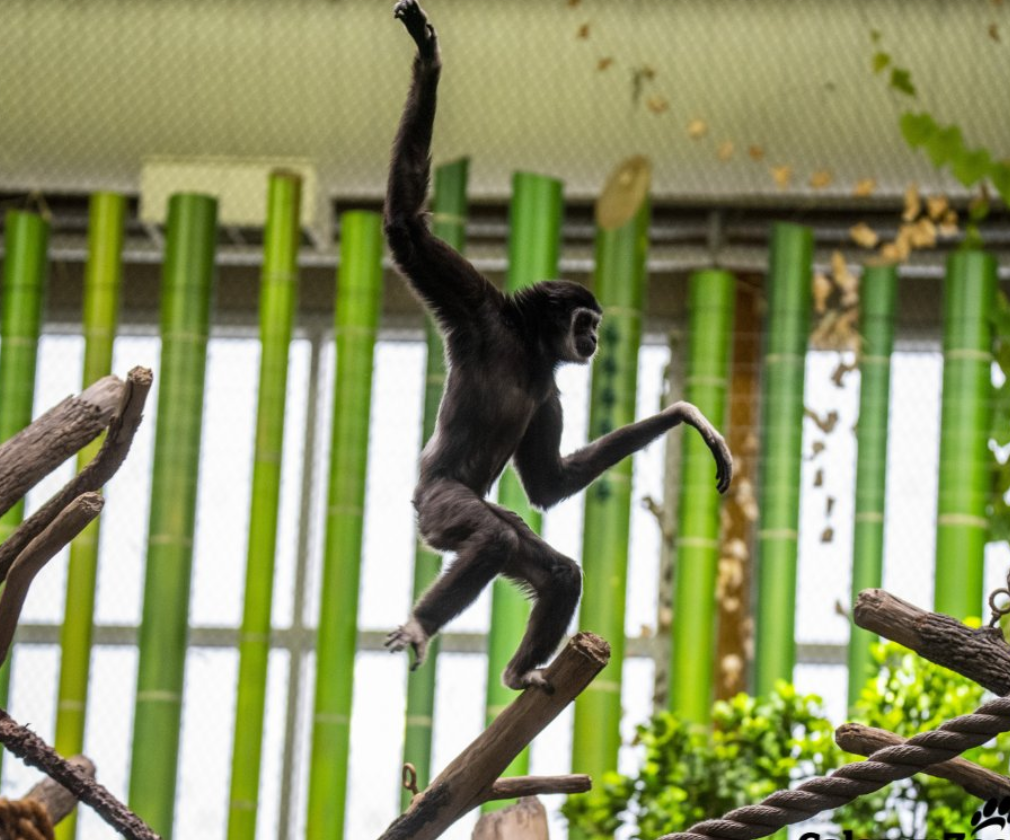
xmin=0 ymin=797 xmax=54 ymax=840
xmin=659 ymin=694 xmax=1010 ymax=840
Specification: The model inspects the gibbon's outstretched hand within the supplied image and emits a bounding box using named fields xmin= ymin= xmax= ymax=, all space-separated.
xmin=383 ymin=0 xmax=732 ymax=692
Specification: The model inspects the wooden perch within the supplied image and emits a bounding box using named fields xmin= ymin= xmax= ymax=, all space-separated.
xmin=378 ymin=632 xmax=611 ymax=840
xmin=24 ymin=755 xmax=97 ymax=826
xmin=0 ymin=492 xmax=104 ymax=664
xmin=0 ymin=375 xmax=123 ymax=518
xmin=853 ymin=588 xmax=1010 ymax=695
xmin=0 ymin=367 xmax=152 ymax=584
xmin=472 ymin=796 xmax=548 ymax=840
xmin=488 ymin=775 xmax=590 ymax=800
xmin=836 ymin=722 xmax=1010 ymax=800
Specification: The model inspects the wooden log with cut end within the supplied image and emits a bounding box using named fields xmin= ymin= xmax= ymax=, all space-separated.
xmin=472 ymin=797 xmax=548 ymax=840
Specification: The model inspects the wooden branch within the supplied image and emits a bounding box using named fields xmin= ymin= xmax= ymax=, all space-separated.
xmin=0 ymin=493 xmax=104 ymax=664
xmin=0 ymin=375 xmax=123 ymax=518
xmin=487 ymin=775 xmax=591 ymax=800
xmin=378 ymin=632 xmax=611 ymax=840
xmin=836 ymin=722 xmax=1010 ymax=800
xmin=0 ymin=708 xmax=160 ymax=840
xmin=0 ymin=367 xmax=152 ymax=584
xmin=853 ymin=588 xmax=1010 ymax=695
xmin=23 ymin=755 xmax=96 ymax=826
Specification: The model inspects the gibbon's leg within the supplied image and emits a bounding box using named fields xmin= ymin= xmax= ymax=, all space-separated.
xmin=500 ymin=534 xmax=582 ymax=692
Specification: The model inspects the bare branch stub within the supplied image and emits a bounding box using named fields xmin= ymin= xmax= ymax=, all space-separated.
xmin=488 ymin=774 xmax=591 ymax=800
xmin=0 ymin=375 xmax=123 ymax=518
xmin=836 ymin=722 xmax=1010 ymax=801
xmin=377 ymin=632 xmax=610 ymax=840
xmin=0 ymin=367 xmax=152 ymax=583
xmin=853 ymin=588 xmax=1010 ymax=695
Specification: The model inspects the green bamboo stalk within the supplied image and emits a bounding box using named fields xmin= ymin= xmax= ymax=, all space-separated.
xmin=0 ymin=210 xmax=49 ymax=717
xmin=306 ymin=210 xmax=383 ymax=840
xmin=483 ymin=171 xmax=563 ymax=799
xmin=227 ymin=172 xmax=302 ymax=840
xmin=571 ymin=161 xmax=650 ymax=790
xmin=129 ymin=193 xmax=218 ymax=839
xmin=401 ymin=158 xmax=469 ymax=810
xmin=669 ymin=269 xmax=735 ymax=723
xmin=54 ymin=193 xmax=125 ymax=840
xmin=934 ymin=250 xmax=996 ymax=620
xmin=754 ymin=222 xmax=812 ymax=698
xmin=846 ymin=263 xmax=897 ymax=707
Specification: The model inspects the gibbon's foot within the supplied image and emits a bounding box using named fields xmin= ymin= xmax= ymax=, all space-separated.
xmin=393 ymin=0 xmax=437 ymax=60
xmin=385 ymin=619 xmax=431 ymax=670
xmin=503 ymin=667 xmax=554 ymax=694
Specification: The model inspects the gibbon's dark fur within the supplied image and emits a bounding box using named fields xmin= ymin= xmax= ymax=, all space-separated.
xmin=383 ymin=0 xmax=732 ymax=691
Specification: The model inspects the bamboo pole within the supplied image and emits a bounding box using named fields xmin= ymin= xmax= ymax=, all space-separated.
xmin=934 ymin=250 xmax=996 ymax=620
xmin=846 ymin=263 xmax=897 ymax=706
xmin=753 ymin=222 xmax=812 ymax=697
xmin=401 ymin=157 xmax=470 ymax=809
xmin=129 ymin=193 xmax=217 ymax=839
xmin=0 ymin=209 xmax=49 ymax=719
xmin=227 ymin=172 xmax=302 ymax=840
xmin=306 ymin=210 xmax=384 ymax=840
xmin=54 ymin=192 xmax=125 ymax=840
xmin=572 ymin=156 xmax=650 ymax=800
xmin=484 ymin=170 xmax=563 ymax=796
xmin=670 ymin=269 xmax=735 ymax=723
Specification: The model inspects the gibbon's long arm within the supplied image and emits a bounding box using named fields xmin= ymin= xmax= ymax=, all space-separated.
xmin=383 ymin=0 xmax=502 ymax=334
xmin=514 ymin=396 xmax=733 ymax=510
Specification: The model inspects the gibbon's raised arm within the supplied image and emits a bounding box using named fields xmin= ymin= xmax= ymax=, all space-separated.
xmin=383 ymin=0 xmax=502 ymax=333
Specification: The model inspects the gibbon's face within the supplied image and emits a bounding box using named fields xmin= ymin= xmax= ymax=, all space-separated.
xmin=564 ymin=306 xmax=601 ymax=364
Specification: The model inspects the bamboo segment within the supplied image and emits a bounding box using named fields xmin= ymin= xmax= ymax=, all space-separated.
xmin=670 ymin=269 xmax=735 ymax=723
xmin=227 ymin=173 xmax=302 ymax=840
xmin=129 ymin=193 xmax=218 ymax=839
xmin=572 ymin=156 xmax=650 ymax=794
xmin=0 ymin=210 xmax=49 ymax=716
xmin=306 ymin=211 xmax=384 ymax=840
xmin=754 ymin=222 xmax=812 ymax=697
xmin=54 ymin=192 xmax=125 ymax=840
xmin=401 ymin=158 xmax=469 ymax=810
xmin=846 ymin=264 xmax=897 ymax=707
xmin=484 ymin=171 xmax=563 ymax=796
xmin=934 ymin=250 xmax=996 ymax=620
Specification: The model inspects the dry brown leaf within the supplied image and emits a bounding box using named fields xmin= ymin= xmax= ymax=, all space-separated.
xmin=990 ymin=22 xmax=1001 ymax=41
xmin=810 ymin=169 xmax=833 ymax=189
xmin=853 ymin=177 xmax=877 ymax=197
xmin=902 ymin=183 xmax=921 ymax=222
xmin=717 ymin=140 xmax=734 ymax=161
xmin=647 ymin=95 xmax=669 ymax=114
xmin=910 ymin=218 xmax=937 ymax=249
xmin=567 ymin=0 xmax=582 ymax=6
xmin=850 ymin=222 xmax=880 ymax=249
xmin=811 ymin=440 xmax=826 ymax=457
xmin=597 ymin=56 xmax=614 ymax=71
xmin=813 ymin=272 xmax=833 ymax=314
xmin=577 ymin=22 xmax=590 ymax=38
xmin=771 ymin=165 xmax=792 ymax=188
xmin=879 ymin=242 xmax=902 ymax=263
xmin=821 ymin=526 xmax=834 ymax=544
xmin=826 ymin=496 xmax=836 ymax=516
xmin=687 ymin=118 xmax=708 ymax=139
xmin=926 ymin=194 xmax=949 ymax=221
xmin=939 ymin=208 xmax=959 ymax=237
xmin=831 ymin=251 xmax=858 ymax=294
xmin=814 ymin=468 xmax=824 ymax=488
xmin=748 ymin=145 xmax=765 ymax=161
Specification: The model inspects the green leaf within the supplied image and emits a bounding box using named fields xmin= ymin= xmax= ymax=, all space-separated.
xmin=952 ymin=147 xmax=993 ymax=188
xmin=925 ymin=124 xmax=964 ymax=168
xmin=872 ymin=51 xmax=891 ymax=74
xmin=870 ymin=28 xmax=882 ymax=43
xmin=989 ymin=161 xmax=1010 ymax=206
xmin=899 ymin=111 xmax=936 ymax=147
xmin=889 ymin=67 xmax=917 ymax=97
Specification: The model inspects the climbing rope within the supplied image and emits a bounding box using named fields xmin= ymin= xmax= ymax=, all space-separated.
xmin=0 ymin=797 xmax=54 ymax=840
xmin=659 ymin=695 xmax=1010 ymax=840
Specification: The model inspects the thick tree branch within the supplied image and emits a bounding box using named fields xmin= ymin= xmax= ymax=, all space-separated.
xmin=24 ymin=755 xmax=96 ymax=826
xmin=0 ymin=375 xmax=123 ymax=518
xmin=0 ymin=492 xmax=104 ymax=664
xmin=853 ymin=588 xmax=1010 ymax=695
xmin=378 ymin=632 xmax=611 ymax=840
xmin=0 ymin=367 xmax=152 ymax=584
xmin=0 ymin=709 xmax=159 ymax=840
xmin=836 ymin=722 xmax=1010 ymax=800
